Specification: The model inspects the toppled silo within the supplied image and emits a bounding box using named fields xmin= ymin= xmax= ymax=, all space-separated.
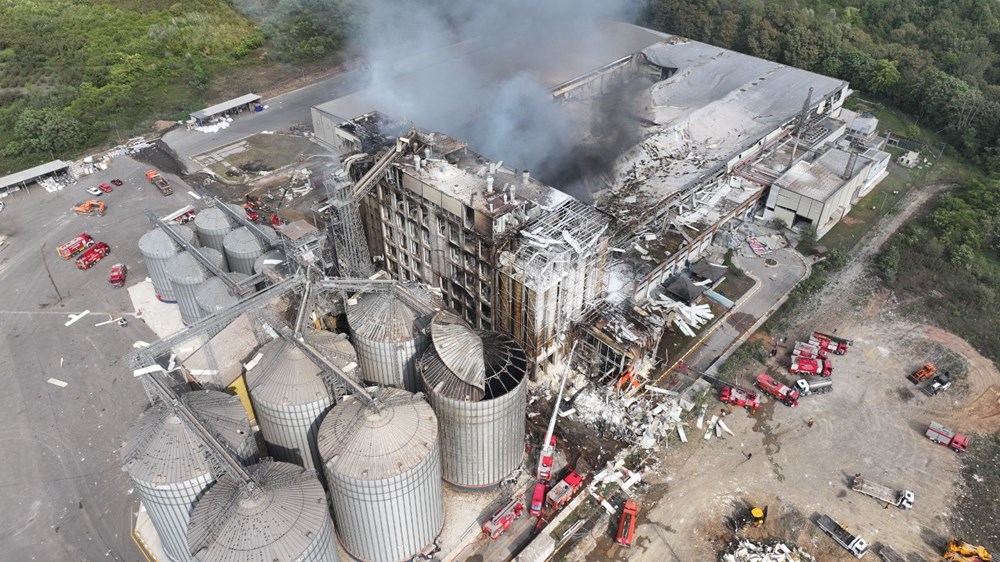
xmin=253 ymin=248 xmax=289 ymax=284
xmin=246 ymin=338 xmax=332 ymax=470
xmin=346 ymin=287 xmax=439 ymax=392
xmin=138 ymin=225 xmax=197 ymax=303
xmin=223 ymin=226 xmax=276 ymax=275
xmin=419 ymin=312 xmax=528 ymax=489
xmin=186 ymin=461 xmax=339 ymax=562
xmin=121 ymin=391 xmax=257 ymax=562
xmin=195 ymin=273 xmax=249 ymax=316
xmin=167 ymin=248 xmax=225 ymax=325
xmin=317 ymin=387 xmax=444 ymax=562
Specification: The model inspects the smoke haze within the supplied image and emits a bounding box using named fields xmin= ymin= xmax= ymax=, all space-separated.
xmin=351 ymin=0 xmax=643 ymax=198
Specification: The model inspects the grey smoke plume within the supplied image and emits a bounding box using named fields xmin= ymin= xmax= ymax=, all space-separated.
xmin=353 ymin=0 xmax=640 ymax=197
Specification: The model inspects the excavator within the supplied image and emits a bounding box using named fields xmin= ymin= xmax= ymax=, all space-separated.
xmin=73 ymin=200 xmax=106 ymax=216
xmin=944 ymin=538 xmax=992 ymax=561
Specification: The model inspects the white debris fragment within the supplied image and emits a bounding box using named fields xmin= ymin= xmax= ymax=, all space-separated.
xmin=47 ymin=378 xmax=68 ymax=388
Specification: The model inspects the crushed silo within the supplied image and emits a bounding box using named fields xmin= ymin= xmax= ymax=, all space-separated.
xmin=420 ymin=312 xmax=528 ymax=489
xmin=303 ymin=329 xmax=361 ymax=399
xmin=121 ymin=391 xmax=257 ymax=562
xmin=138 ymin=225 xmax=196 ymax=303
xmin=195 ymin=273 xmax=249 ymax=316
xmin=223 ymin=226 xmax=276 ymax=275
xmin=193 ymin=204 xmax=241 ymax=259
xmin=317 ymin=387 xmax=444 ymax=562
xmin=246 ymin=338 xmax=332 ymax=470
xmin=253 ymin=248 xmax=289 ymax=283
xmin=346 ymin=287 xmax=439 ymax=392
xmin=187 ymin=461 xmax=339 ymax=562
xmin=168 ymin=248 xmax=225 ymax=325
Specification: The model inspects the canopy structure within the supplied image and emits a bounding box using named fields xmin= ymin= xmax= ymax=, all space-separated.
xmin=0 ymin=160 xmax=71 ymax=193
xmin=191 ymin=94 xmax=261 ymax=123
xmin=690 ymin=260 xmax=727 ymax=283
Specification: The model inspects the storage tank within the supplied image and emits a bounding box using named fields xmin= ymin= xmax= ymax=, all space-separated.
xmin=121 ymin=391 xmax=257 ymax=562
xmin=317 ymin=387 xmax=443 ymax=562
xmin=167 ymin=248 xmax=225 ymax=325
xmin=138 ymin=225 xmax=197 ymax=303
xmin=419 ymin=312 xmax=528 ymax=489
xmin=193 ymin=204 xmax=241 ymax=258
xmin=346 ymin=286 xmax=439 ymax=392
xmin=223 ymin=226 xmax=276 ymax=275
xmin=253 ymin=248 xmax=289 ymax=283
xmin=246 ymin=338 xmax=332 ymax=470
xmin=195 ymin=273 xmax=249 ymax=316
xmin=187 ymin=461 xmax=339 ymax=562
xmin=303 ymin=329 xmax=361 ymax=399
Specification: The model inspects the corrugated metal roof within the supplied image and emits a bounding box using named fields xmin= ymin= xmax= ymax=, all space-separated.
xmin=430 ymin=312 xmax=485 ymax=392
xmin=347 ymin=287 xmax=437 ymax=342
xmin=187 ymin=461 xmax=331 ymax=561
xmin=139 ymin=226 xmax=195 ymax=258
xmin=224 ymin=226 xmax=276 ymax=256
xmin=191 ymin=93 xmax=261 ymax=120
xmin=167 ymin=251 xmax=212 ymax=286
xmin=304 ymin=329 xmax=359 ymax=377
xmin=195 ymin=274 xmax=248 ymax=314
xmin=317 ymin=388 xmax=438 ymax=480
xmin=0 ymin=159 xmax=70 ymax=191
xmin=421 ymin=330 xmax=527 ymax=402
xmin=246 ymin=339 xmax=330 ymax=406
xmin=182 ymin=390 xmax=251 ymax=451
xmin=121 ymin=405 xmax=210 ymax=485
xmin=193 ymin=207 xmax=233 ymax=234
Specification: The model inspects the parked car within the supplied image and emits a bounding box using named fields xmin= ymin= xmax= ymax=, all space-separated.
xmin=110 ymin=178 xmax=123 ymax=186
xmin=98 ymin=183 xmax=113 ymax=193
xmin=86 ymin=187 xmax=102 ymax=196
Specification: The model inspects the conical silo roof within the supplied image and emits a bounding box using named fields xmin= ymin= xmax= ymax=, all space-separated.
xmin=187 ymin=461 xmax=337 ymax=562
xmin=430 ymin=312 xmax=485 ymax=392
xmin=347 ymin=288 xmax=436 ymax=343
xmin=304 ymin=329 xmax=359 ymax=373
xmin=224 ymin=226 xmax=275 ymax=255
xmin=139 ymin=225 xmax=196 ymax=259
xmin=120 ymin=405 xmax=211 ymax=484
xmin=246 ymin=339 xmax=328 ymax=406
xmin=193 ymin=206 xmax=238 ymax=233
xmin=421 ymin=328 xmax=527 ymax=402
xmin=195 ymin=274 xmax=248 ymax=315
xmin=317 ymin=387 xmax=438 ymax=480
xmin=167 ymin=251 xmax=212 ymax=286
xmin=181 ymin=390 xmax=252 ymax=456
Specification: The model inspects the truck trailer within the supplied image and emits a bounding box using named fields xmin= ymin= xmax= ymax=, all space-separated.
xmin=816 ymin=514 xmax=869 ymax=558
xmin=795 ymin=376 xmax=833 ymax=396
xmin=850 ymin=474 xmax=914 ymax=509
xmin=926 ymin=421 xmax=969 ymax=452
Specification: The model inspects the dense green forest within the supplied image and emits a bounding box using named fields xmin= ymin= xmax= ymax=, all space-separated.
xmin=0 ymin=0 xmax=353 ymax=174
xmin=642 ymin=0 xmax=1000 ymax=173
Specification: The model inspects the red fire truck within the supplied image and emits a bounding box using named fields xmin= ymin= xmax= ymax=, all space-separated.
xmin=756 ymin=373 xmax=799 ymax=407
xmin=545 ymin=471 xmax=583 ymax=509
xmin=57 ymin=233 xmax=95 ymax=259
xmin=790 ymin=357 xmax=833 ymax=376
xmin=811 ymin=331 xmax=851 ymax=355
xmin=616 ymin=501 xmax=639 ymax=546
xmin=529 ymin=482 xmax=547 ymax=516
xmin=719 ymin=385 xmax=761 ymax=412
xmin=75 ymin=242 xmax=110 ymax=270
xmin=482 ymin=494 xmax=525 ymax=539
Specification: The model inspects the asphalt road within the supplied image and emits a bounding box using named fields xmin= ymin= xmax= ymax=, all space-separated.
xmin=0 ymin=157 xmax=203 ymax=561
xmin=162 ymin=69 xmax=366 ymax=174
xmin=686 ymin=247 xmax=808 ymax=372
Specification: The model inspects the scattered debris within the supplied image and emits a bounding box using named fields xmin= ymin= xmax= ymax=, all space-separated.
xmin=721 ymin=539 xmax=815 ymax=562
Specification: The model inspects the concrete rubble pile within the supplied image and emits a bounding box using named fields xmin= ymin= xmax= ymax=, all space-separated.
xmin=722 ymin=539 xmax=815 ymax=562
xmin=571 ymin=384 xmax=682 ymax=449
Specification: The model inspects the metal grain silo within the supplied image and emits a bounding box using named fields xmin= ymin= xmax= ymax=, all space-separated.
xmin=304 ymin=329 xmax=361 ymax=399
xmin=138 ymin=225 xmax=197 ymax=303
xmin=121 ymin=391 xmax=257 ymax=562
xmin=317 ymin=387 xmax=443 ymax=562
xmin=168 ymin=248 xmax=225 ymax=325
xmin=419 ymin=312 xmax=528 ymax=489
xmin=223 ymin=226 xmax=276 ymax=275
xmin=246 ymin=338 xmax=332 ymax=470
xmin=193 ymin=204 xmax=241 ymax=258
xmin=187 ymin=461 xmax=339 ymax=562
xmin=195 ymin=273 xmax=249 ymax=316
xmin=346 ymin=287 xmax=439 ymax=392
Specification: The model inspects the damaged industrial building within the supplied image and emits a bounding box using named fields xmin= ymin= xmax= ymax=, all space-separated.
xmin=121 ymin=21 xmax=894 ymax=562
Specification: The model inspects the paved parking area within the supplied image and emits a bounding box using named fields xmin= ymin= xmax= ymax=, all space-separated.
xmin=0 ymin=156 xmax=203 ymax=561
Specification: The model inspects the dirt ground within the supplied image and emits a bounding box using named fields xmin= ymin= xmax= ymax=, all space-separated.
xmin=575 ymin=182 xmax=1000 ymax=561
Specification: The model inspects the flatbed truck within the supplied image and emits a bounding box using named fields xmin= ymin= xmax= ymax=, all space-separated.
xmin=850 ymin=474 xmax=914 ymax=509
xmin=816 ymin=514 xmax=869 ymax=558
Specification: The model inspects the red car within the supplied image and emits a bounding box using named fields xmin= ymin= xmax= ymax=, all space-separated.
xmin=98 ymin=183 xmax=113 ymax=193
xmin=110 ymin=178 xmax=123 ymax=186
xmin=109 ymin=263 xmax=127 ymax=287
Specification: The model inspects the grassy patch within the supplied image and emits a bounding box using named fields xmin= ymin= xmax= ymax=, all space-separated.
xmin=717 ymin=340 xmax=768 ymax=382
